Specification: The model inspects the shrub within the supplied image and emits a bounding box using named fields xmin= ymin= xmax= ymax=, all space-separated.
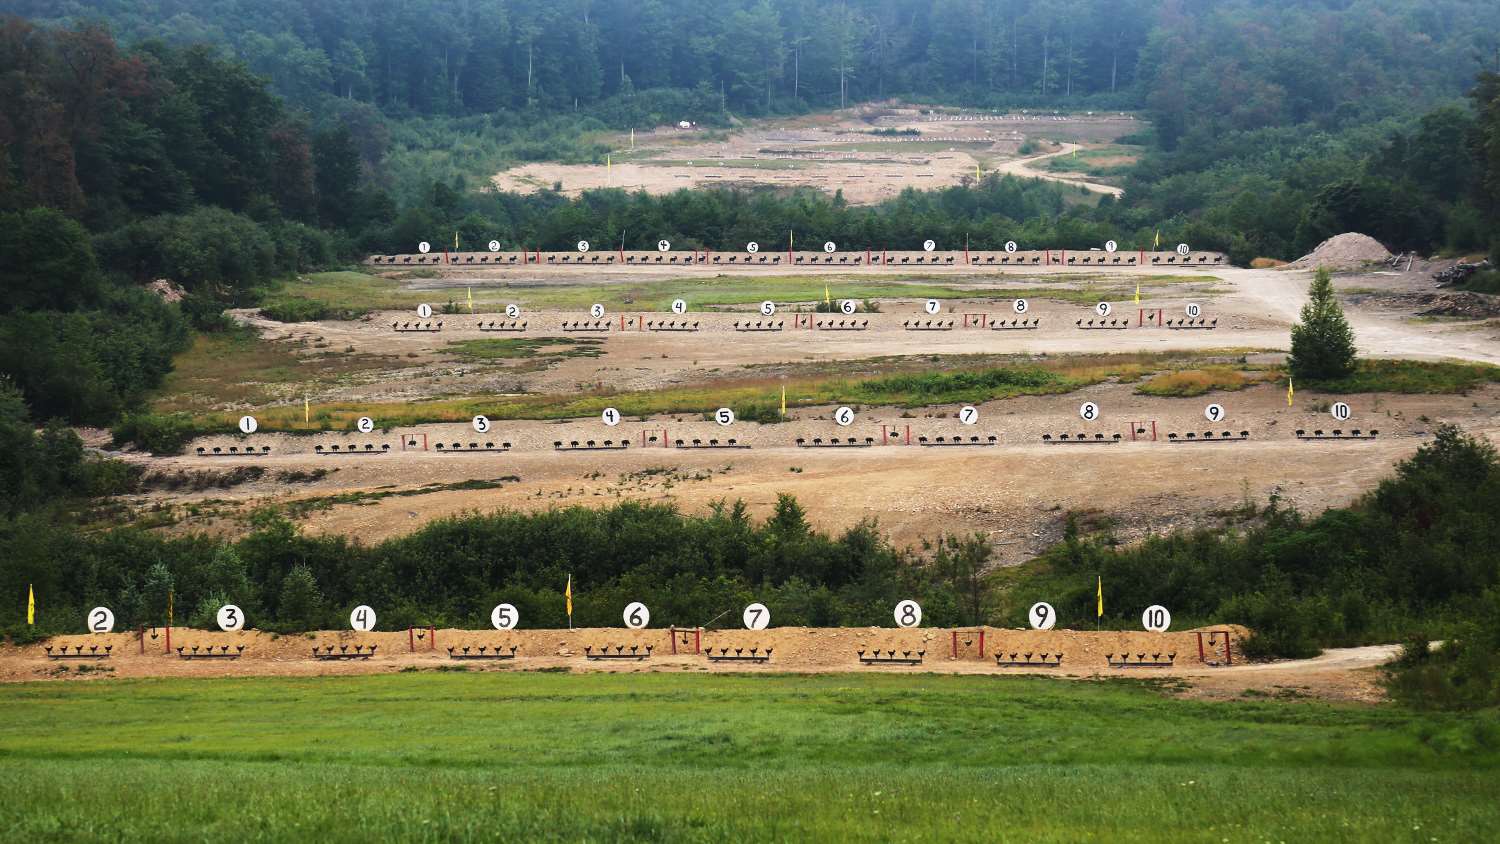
xmin=111 ymin=413 xmax=210 ymax=455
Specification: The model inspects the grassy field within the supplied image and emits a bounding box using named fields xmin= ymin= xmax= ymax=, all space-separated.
xmin=0 ymin=672 xmax=1495 ymax=841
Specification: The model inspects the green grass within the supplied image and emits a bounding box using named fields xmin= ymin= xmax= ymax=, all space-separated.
xmin=0 ymin=673 xmax=1495 ymax=841
xmin=444 ymin=337 xmax=605 ymax=361
xmin=1301 ymin=360 xmax=1500 ymax=395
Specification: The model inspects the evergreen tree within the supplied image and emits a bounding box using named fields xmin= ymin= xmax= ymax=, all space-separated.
xmin=278 ymin=565 xmax=325 ymax=628
xmin=1288 ymin=268 xmax=1357 ymax=380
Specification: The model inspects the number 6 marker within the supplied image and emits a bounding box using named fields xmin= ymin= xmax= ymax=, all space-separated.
xmin=624 ymin=602 xmax=650 ymax=629
xmin=834 ymin=406 xmax=854 ymax=426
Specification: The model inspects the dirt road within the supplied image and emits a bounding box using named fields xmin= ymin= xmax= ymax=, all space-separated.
xmin=993 ymin=142 xmax=1125 ymax=197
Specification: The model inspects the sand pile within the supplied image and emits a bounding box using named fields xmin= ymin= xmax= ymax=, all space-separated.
xmin=1284 ymin=233 xmax=1392 ymax=271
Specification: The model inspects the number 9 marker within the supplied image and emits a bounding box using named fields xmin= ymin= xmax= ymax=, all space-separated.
xmin=1028 ymin=601 xmax=1056 ymax=630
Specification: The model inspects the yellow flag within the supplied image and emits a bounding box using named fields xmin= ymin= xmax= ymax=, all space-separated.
xmin=27 ymin=584 xmax=34 ymax=625
xmin=565 ymin=575 xmax=573 ymax=618
xmin=824 ymin=284 xmax=831 ymax=305
xmin=467 ymin=286 xmax=474 ymax=313
xmin=780 ymin=384 xmax=787 ymax=417
xmin=975 ymin=162 xmax=981 ymax=179
xmin=454 ymin=231 xmax=459 ymax=250
xmin=304 ymin=396 xmax=310 ymax=423
xmin=1287 ymin=377 xmax=1294 ymax=407
xmin=1134 ymin=280 xmax=1140 ymax=305
xmin=630 ymin=128 xmax=635 ymax=149
xmin=1154 ymin=229 xmax=1160 ymax=250
xmin=1096 ymin=576 xmax=1103 ymax=618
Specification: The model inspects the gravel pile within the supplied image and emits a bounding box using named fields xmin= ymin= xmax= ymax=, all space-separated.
xmin=1284 ymin=233 xmax=1393 ymax=271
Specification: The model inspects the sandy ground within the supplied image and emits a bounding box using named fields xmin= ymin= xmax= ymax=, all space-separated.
xmin=490 ymin=106 xmax=1135 ymax=203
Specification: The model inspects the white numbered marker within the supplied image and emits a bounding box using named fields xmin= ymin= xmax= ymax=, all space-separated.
xmin=747 ymin=241 xmax=759 ymax=253
xmin=823 ymin=241 xmax=836 ymax=253
xmin=1142 ymin=605 xmax=1172 ymax=633
xmin=356 ymin=416 xmax=375 ymax=434
xmin=959 ymin=405 xmax=978 ymax=425
xmin=217 ymin=604 xmax=244 ymax=632
xmin=418 ymin=241 xmax=431 ymax=254
xmin=924 ymin=299 xmax=940 ymax=315
xmin=1096 ymin=302 xmax=1112 ymax=317
xmin=601 ymin=407 xmax=620 ymax=426
xmin=1028 ymin=601 xmax=1057 ymax=630
xmin=87 ymin=606 xmax=115 ymax=633
xmin=1176 ymin=243 xmax=1191 ymax=256
xmin=923 ymin=239 xmax=936 ymax=252
xmin=238 ymin=416 xmax=258 ymax=435
xmin=505 ymin=303 xmax=521 ymax=319
xmin=834 ymin=406 xmax=855 ymax=426
xmin=1013 ymin=298 xmax=1029 ymax=314
xmin=576 ymin=240 xmax=590 ymax=253
xmin=715 ymin=407 xmax=735 ymax=426
xmin=893 ymin=599 xmax=922 ymax=628
xmin=1079 ymin=401 xmax=1099 ymax=421
xmin=350 ymin=605 xmax=377 ymax=632
xmin=1105 ymin=240 xmax=1118 ymax=253
xmin=839 ymin=300 xmax=856 ymax=315
xmin=760 ymin=301 xmax=776 ymax=316
xmin=488 ymin=240 xmax=501 ymax=252
xmin=1186 ymin=302 xmax=1202 ymax=318
xmin=743 ymin=602 xmax=770 ymax=630
xmin=671 ymin=298 xmax=687 ymax=315
xmin=1204 ymin=403 xmax=1225 ymax=422
xmin=658 ymin=240 xmax=671 ymax=252
xmin=417 ymin=303 xmax=433 ymax=319
xmin=1331 ymin=402 xmax=1352 ymax=421
xmin=590 ymin=303 xmax=605 ymax=318
xmin=623 ymin=602 xmax=650 ymax=629
xmin=472 ymin=415 xmax=490 ymax=433
xmin=1005 ymin=240 xmax=1018 ymax=253
xmin=491 ymin=603 xmax=519 ymax=630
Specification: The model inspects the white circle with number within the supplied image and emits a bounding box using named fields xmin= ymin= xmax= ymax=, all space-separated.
xmin=1177 ymin=243 xmax=1190 ymax=256
xmin=823 ymin=241 xmax=836 ymax=253
xmin=356 ymin=417 xmax=375 ymax=434
xmin=743 ymin=603 xmax=770 ymax=630
xmin=671 ymin=299 xmax=687 ymax=315
xmin=1142 ymin=605 xmax=1171 ymax=633
xmin=623 ymin=602 xmax=650 ymax=629
xmin=1005 ymin=241 xmax=1018 ymax=253
xmin=505 ymin=303 xmax=520 ymax=319
xmin=590 ymin=303 xmax=604 ymax=318
xmin=840 ymin=300 xmax=856 ymax=315
xmin=893 ymin=600 xmax=922 ymax=628
xmin=1079 ymin=401 xmax=1099 ymax=421
xmin=760 ymin=301 xmax=775 ymax=316
xmin=1014 ymin=299 xmax=1029 ymax=314
xmin=959 ymin=406 xmax=978 ymax=425
xmin=1028 ymin=601 xmax=1057 ymax=630
xmin=1204 ymin=404 xmax=1224 ymax=422
xmin=418 ymin=242 xmax=431 ymax=254
xmin=1186 ymin=303 xmax=1202 ymax=318
xmin=417 ymin=303 xmax=433 ymax=319
xmin=1096 ymin=302 xmax=1112 ymax=317
xmin=489 ymin=240 xmax=501 ymax=252
xmin=658 ymin=240 xmax=671 ymax=252
xmin=924 ymin=299 xmax=940 ymax=315
xmin=472 ymin=415 xmax=490 ymax=433
xmin=87 ymin=606 xmax=115 ymax=633
xmin=491 ymin=603 xmax=518 ymax=631
xmin=834 ymin=406 xmax=854 ymax=426
xmin=1331 ymin=402 xmax=1351 ymax=421
xmin=714 ymin=408 xmax=735 ymax=426
xmin=350 ymin=605 xmax=376 ymax=632
xmin=747 ymin=241 xmax=759 ymax=253
xmin=217 ymin=604 xmax=245 ymax=632
xmin=1105 ymin=240 xmax=1118 ymax=253
xmin=238 ymin=416 xmax=258 ymax=435
xmin=602 ymin=407 xmax=620 ymax=426
xmin=923 ymin=239 xmax=936 ymax=252
xmin=577 ymin=241 xmax=590 ymax=253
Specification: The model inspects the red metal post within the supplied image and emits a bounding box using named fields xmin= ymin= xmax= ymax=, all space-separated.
xmin=905 ymin=425 xmax=911 ymax=445
xmin=164 ymin=626 xmax=171 ymax=654
xmin=1196 ymin=631 xmax=1206 ymax=663
xmin=409 ymin=627 xmax=415 ymax=652
xmin=1224 ymin=632 xmax=1233 ymax=665
xmin=694 ymin=628 xmax=701 ymax=655
xmin=951 ymin=631 xmax=958 ymax=658
xmin=979 ymin=629 xmax=985 ymax=658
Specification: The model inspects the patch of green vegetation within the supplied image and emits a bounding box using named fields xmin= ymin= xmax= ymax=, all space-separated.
xmin=275 ymin=477 xmax=522 ymax=519
xmin=445 ymin=337 xmax=604 ymax=361
xmin=1135 ymin=366 xmax=1279 ymax=397
xmin=0 ymin=673 xmax=1495 ymax=840
xmin=1300 ymin=359 xmax=1500 ymax=395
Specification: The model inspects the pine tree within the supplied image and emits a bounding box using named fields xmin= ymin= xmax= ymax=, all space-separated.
xmin=1288 ymin=268 xmax=1357 ymax=379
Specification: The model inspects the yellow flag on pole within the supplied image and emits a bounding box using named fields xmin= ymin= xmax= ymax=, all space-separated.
xmin=565 ymin=575 xmax=573 ymax=619
xmin=1096 ymin=576 xmax=1103 ymax=618
xmin=454 ymin=231 xmax=459 ymax=250
xmin=304 ymin=396 xmax=310 ymax=423
xmin=467 ymin=286 xmax=474 ymax=313
xmin=607 ymin=154 xmax=612 ymax=185
xmin=975 ymin=162 xmax=981 ymax=179
xmin=780 ymin=384 xmax=787 ymax=417
xmin=1287 ymin=377 xmax=1294 ymax=407
xmin=27 ymin=584 xmax=34 ymax=625
xmin=1154 ymin=229 xmax=1160 ymax=250
xmin=1134 ymin=280 xmax=1140 ymax=305
xmin=824 ymin=284 xmax=831 ymax=305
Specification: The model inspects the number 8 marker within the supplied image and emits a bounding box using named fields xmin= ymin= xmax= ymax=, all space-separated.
xmin=1014 ymin=298 xmax=1029 ymax=314
xmin=1079 ymin=401 xmax=1099 ymax=421
xmin=894 ymin=599 xmax=922 ymax=628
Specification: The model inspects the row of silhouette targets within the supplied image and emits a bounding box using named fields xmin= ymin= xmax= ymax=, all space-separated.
xmin=392 ymin=321 xmax=443 ymax=332
xmin=1108 ymin=652 xmax=1177 ymax=668
xmin=177 ymin=645 xmax=245 ymax=660
xmin=858 ymin=649 xmax=926 ymax=665
xmin=369 ymin=252 xmax=1225 ymax=267
xmin=44 ymin=645 xmax=113 ymax=660
xmin=796 ymin=437 xmax=877 ymax=448
xmin=705 ymin=647 xmax=773 ymax=663
xmin=447 ymin=645 xmax=519 ymax=661
xmin=643 ymin=320 xmax=700 ymax=331
xmin=1076 ymin=318 xmax=1131 ymax=329
xmin=814 ymin=319 xmax=869 ymax=330
xmin=584 ymin=645 xmax=654 ymax=661
xmin=314 ymin=443 xmax=391 ymax=454
xmin=554 ymin=440 xmax=631 ymax=451
xmin=733 ymin=320 xmax=785 ymax=331
xmin=1042 ymin=433 xmax=1123 ymax=444
xmin=561 ymin=320 xmax=611 ymax=332
xmin=1297 ymin=429 xmax=1379 ymax=440
xmin=916 ymin=435 xmax=999 ymax=447
xmin=1165 ymin=318 xmax=1217 ymax=329
xmin=313 ymin=644 xmax=378 ymax=660
xmin=434 ymin=442 xmax=512 ymax=452
xmin=478 ymin=320 xmax=527 ymax=331
xmin=197 ymin=445 xmax=273 ymax=456
xmin=904 ymin=319 xmax=956 ymax=331
xmin=995 ymin=651 xmax=1064 ymax=667
xmin=990 ymin=318 xmax=1041 ymax=329
xmin=1166 ymin=431 xmax=1251 ymax=442
xmin=674 ymin=438 xmax=750 ymax=449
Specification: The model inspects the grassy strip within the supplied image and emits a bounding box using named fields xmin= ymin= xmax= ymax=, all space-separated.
xmin=0 ymin=673 xmax=1495 ymax=840
xmin=1300 ymin=359 xmax=1500 ymax=394
xmin=276 ymin=477 xmax=521 ymax=519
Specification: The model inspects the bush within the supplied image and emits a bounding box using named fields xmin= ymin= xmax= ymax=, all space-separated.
xmin=1289 ymin=268 xmax=1358 ymax=380
xmin=260 ymin=299 xmax=331 ymax=322
xmin=111 ymin=413 xmax=211 ymax=455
